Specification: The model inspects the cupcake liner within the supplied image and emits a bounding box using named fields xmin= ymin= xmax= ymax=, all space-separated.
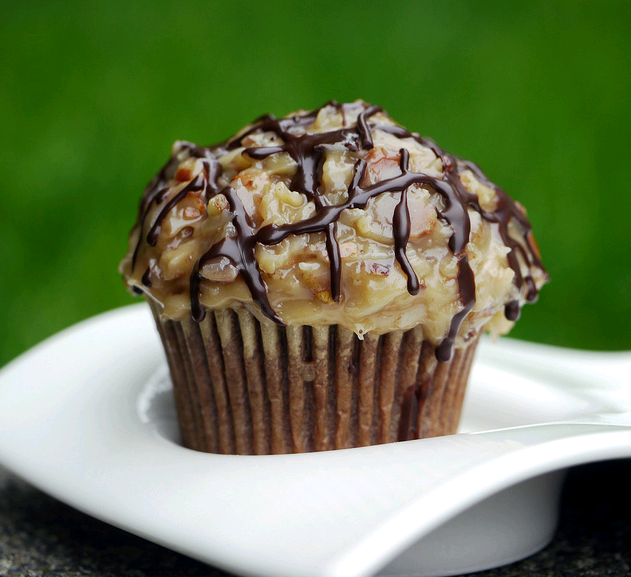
xmin=149 ymin=303 xmax=479 ymax=455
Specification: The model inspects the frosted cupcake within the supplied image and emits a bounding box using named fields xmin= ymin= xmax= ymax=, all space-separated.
xmin=120 ymin=100 xmax=547 ymax=455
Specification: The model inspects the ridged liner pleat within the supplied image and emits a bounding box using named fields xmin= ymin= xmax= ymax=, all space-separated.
xmin=149 ymin=306 xmax=479 ymax=455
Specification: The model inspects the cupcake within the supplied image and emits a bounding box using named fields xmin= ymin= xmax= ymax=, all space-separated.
xmin=120 ymin=100 xmax=547 ymax=455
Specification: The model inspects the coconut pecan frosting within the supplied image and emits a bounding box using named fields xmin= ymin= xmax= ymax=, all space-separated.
xmin=120 ymin=100 xmax=547 ymax=361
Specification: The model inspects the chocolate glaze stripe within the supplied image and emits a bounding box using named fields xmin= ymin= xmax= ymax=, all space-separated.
xmin=131 ymin=155 xmax=174 ymax=270
xmin=146 ymin=174 xmax=205 ymax=247
xmin=131 ymin=185 xmax=168 ymax=270
xmin=356 ymin=105 xmax=382 ymax=149
xmin=325 ymin=221 xmax=341 ymax=301
xmin=132 ymin=156 xmax=223 ymax=270
xmin=190 ymin=187 xmax=282 ymax=324
xmin=141 ymin=263 xmax=153 ymax=288
xmin=436 ymin=256 xmax=476 ymax=363
xmin=391 ymin=167 xmax=417 ymax=295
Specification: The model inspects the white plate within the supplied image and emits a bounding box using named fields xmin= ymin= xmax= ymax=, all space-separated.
xmin=0 ymin=305 xmax=630 ymax=577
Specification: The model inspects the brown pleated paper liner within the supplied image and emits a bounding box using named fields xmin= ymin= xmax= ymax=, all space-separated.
xmin=149 ymin=303 xmax=479 ymax=455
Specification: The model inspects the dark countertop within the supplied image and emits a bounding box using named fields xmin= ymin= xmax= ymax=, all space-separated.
xmin=1 ymin=460 xmax=630 ymax=577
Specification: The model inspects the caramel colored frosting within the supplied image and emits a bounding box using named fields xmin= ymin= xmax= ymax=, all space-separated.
xmin=120 ymin=101 xmax=547 ymax=361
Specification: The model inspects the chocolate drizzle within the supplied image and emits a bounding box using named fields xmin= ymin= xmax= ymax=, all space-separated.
xmin=146 ymin=174 xmax=206 ymax=247
xmin=131 ymin=101 xmax=546 ymax=361
xmin=436 ymin=256 xmax=476 ymax=363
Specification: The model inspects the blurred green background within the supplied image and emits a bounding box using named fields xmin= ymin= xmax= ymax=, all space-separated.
xmin=1 ymin=0 xmax=630 ymax=368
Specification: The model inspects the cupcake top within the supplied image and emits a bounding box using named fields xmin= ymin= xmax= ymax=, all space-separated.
xmin=120 ymin=100 xmax=547 ymax=361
